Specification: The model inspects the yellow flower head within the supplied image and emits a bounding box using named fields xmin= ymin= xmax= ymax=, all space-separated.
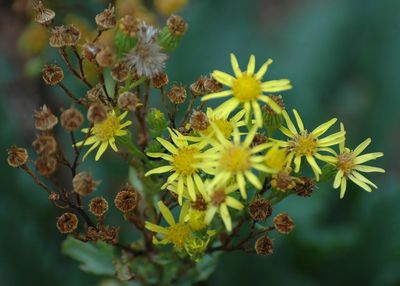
xmin=264 ymin=145 xmax=288 ymax=172
xmin=77 ymin=110 xmax=132 ymax=161
xmin=205 ymin=125 xmax=274 ymax=199
xmin=326 ymin=123 xmax=385 ymax=198
xmin=201 ymin=53 xmax=292 ymax=127
xmin=200 ymin=108 xmax=246 ymax=139
xmin=276 ymin=109 xmax=345 ymax=180
xmin=145 ymin=128 xmax=216 ymax=204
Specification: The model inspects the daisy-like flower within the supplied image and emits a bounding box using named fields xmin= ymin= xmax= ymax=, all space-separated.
xmin=145 ymin=128 xmax=216 ymax=204
xmin=77 ymin=110 xmax=132 ymax=161
xmin=275 ymin=109 xmax=345 ymax=180
xmin=145 ymin=201 xmax=191 ymax=250
xmin=204 ymin=180 xmax=244 ymax=232
xmin=201 ymin=53 xmax=292 ymax=127
xmin=206 ymin=125 xmax=274 ymax=199
xmin=200 ymin=107 xmax=246 ymax=139
xmin=125 ymin=22 xmax=167 ymax=77
xmin=325 ymin=124 xmax=385 ymax=198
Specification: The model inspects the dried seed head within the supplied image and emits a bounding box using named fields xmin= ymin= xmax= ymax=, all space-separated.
xmin=251 ymin=134 xmax=268 ymax=147
xmin=95 ymin=5 xmax=116 ymax=30
xmin=35 ymin=155 xmax=57 ymax=176
xmin=167 ymin=15 xmax=188 ymax=37
xmin=204 ymin=77 xmax=223 ymax=93
xmin=32 ymin=1 xmax=55 ymax=25
xmin=32 ymin=134 xmax=57 ymax=155
xmin=7 ymin=146 xmax=28 ymax=168
xmin=190 ymin=110 xmax=210 ymax=131
xmin=42 ymin=64 xmax=64 ymax=85
xmin=72 ymin=171 xmax=100 ymax=196
xmin=295 ymin=176 xmax=316 ymax=197
xmin=248 ymin=198 xmax=272 ymax=221
xmin=86 ymin=84 xmax=104 ymax=101
xmin=34 ymin=105 xmax=58 ymax=131
xmin=96 ymin=47 xmax=116 ymax=67
xmin=62 ymin=25 xmax=81 ymax=46
xmin=60 ymin=106 xmax=84 ymax=132
xmin=118 ymin=91 xmax=140 ymax=112
xmin=48 ymin=192 xmax=60 ymax=202
xmin=89 ymin=197 xmax=109 ymax=217
xmin=102 ymin=225 xmax=120 ymax=244
xmin=87 ymin=103 xmax=108 ymax=123
xmin=82 ymin=42 xmax=101 ymax=62
xmin=271 ymin=171 xmax=296 ymax=192
xmin=255 ymin=236 xmax=273 ymax=255
xmin=190 ymin=76 xmax=207 ymax=97
xmin=114 ymin=184 xmax=139 ymax=213
xmin=167 ymin=83 xmax=186 ymax=104
xmin=191 ymin=197 xmax=207 ymax=211
xmin=273 ymin=213 xmax=295 ymax=234
xmin=152 ymin=72 xmax=169 ymax=89
xmin=111 ymin=61 xmax=129 ymax=82
xmin=263 ymin=95 xmax=285 ymax=115
xmin=86 ymin=226 xmax=101 ymax=241
xmin=56 ymin=212 xmax=78 ymax=234
xmin=49 ymin=25 xmax=81 ymax=48
xmin=119 ymin=15 xmax=139 ymax=37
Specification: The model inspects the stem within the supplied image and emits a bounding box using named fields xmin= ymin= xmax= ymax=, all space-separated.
xmin=58 ymin=48 xmax=93 ymax=88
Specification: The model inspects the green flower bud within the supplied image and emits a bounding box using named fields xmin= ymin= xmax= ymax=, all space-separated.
xmin=146 ymin=108 xmax=169 ymax=137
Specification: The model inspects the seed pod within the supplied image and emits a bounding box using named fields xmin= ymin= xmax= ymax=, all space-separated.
xmin=96 ymin=47 xmax=116 ymax=68
xmin=118 ymin=91 xmax=140 ymax=112
xmin=167 ymin=83 xmax=186 ymax=104
xmin=271 ymin=171 xmax=296 ymax=192
xmin=32 ymin=1 xmax=55 ymax=25
xmin=89 ymin=197 xmax=109 ymax=217
xmin=56 ymin=213 xmax=78 ymax=234
xmin=295 ymin=176 xmax=316 ymax=197
xmin=111 ymin=62 xmax=129 ymax=82
xmin=7 ymin=146 xmax=28 ymax=168
xmin=190 ymin=76 xmax=207 ymax=97
xmin=95 ymin=5 xmax=116 ymax=31
xmin=86 ymin=84 xmax=104 ymax=101
xmin=167 ymin=15 xmax=188 ymax=37
xmin=82 ymin=42 xmax=101 ymax=62
xmin=72 ymin=171 xmax=100 ymax=196
xmin=190 ymin=110 xmax=210 ymax=131
xmin=32 ymin=134 xmax=57 ymax=155
xmin=60 ymin=106 xmax=84 ymax=132
xmin=152 ymin=73 xmax=169 ymax=89
xmin=118 ymin=15 xmax=139 ymax=37
xmin=248 ymin=198 xmax=272 ymax=221
xmin=255 ymin=236 xmax=273 ymax=255
xmin=35 ymin=155 xmax=57 ymax=176
xmin=114 ymin=184 xmax=139 ymax=213
xmin=204 ymin=77 xmax=223 ymax=93
xmin=87 ymin=103 xmax=107 ymax=124
xmin=42 ymin=64 xmax=64 ymax=85
xmin=34 ymin=105 xmax=58 ymax=131
xmin=273 ymin=213 xmax=295 ymax=234
xmin=49 ymin=25 xmax=80 ymax=48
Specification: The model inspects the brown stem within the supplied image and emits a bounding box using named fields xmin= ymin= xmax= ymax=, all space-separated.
xmin=179 ymin=95 xmax=196 ymax=127
xmin=58 ymin=83 xmax=87 ymax=107
xmin=58 ymin=48 xmax=93 ymax=88
xmin=20 ymin=165 xmax=52 ymax=194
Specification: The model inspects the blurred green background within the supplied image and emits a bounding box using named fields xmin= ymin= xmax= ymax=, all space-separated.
xmin=1 ymin=0 xmax=399 ymax=285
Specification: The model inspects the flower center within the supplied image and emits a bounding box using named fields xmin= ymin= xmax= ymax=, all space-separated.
xmin=220 ymin=145 xmax=251 ymax=173
xmin=264 ymin=147 xmax=287 ymax=171
xmin=172 ymin=146 xmax=201 ymax=175
xmin=203 ymin=119 xmax=233 ymax=138
xmin=231 ymin=74 xmax=262 ymax=102
xmin=337 ymin=152 xmax=355 ymax=175
xmin=93 ymin=114 xmax=120 ymax=141
xmin=165 ymin=223 xmax=191 ymax=249
xmin=187 ymin=209 xmax=207 ymax=231
xmin=290 ymin=131 xmax=317 ymax=156
xmin=211 ymin=189 xmax=226 ymax=206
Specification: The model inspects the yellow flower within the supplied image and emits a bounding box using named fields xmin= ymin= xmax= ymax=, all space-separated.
xmin=185 ymin=208 xmax=207 ymax=231
xmin=264 ymin=145 xmax=287 ymax=172
xmin=145 ymin=128 xmax=216 ymax=204
xmin=77 ymin=110 xmax=132 ymax=161
xmin=275 ymin=109 xmax=345 ymax=180
xmin=201 ymin=53 xmax=292 ymax=127
xmin=325 ymin=124 xmax=385 ymax=198
xmin=145 ymin=201 xmax=191 ymax=250
xmin=204 ymin=180 xmax=244 ymax=232
xmin=205 ymin=126 xmax=273 ymax=199
xmin=200 ymin=108 xmax=246 ymax=139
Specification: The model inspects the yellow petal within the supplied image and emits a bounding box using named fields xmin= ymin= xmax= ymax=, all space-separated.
xmin=247 ymin=54 xmax=256 ymax=75
xmin=220 ymin=203 xmax=232 ymax=232
xmin=201 ymin=89 xmax=233 ymax=101
xmin=226 ymin=196 xmax=244 ymax=210
xmin=353 ymin=138 xmax=371 ymax=156
xmin=255 ymin=58 xmax=273 ymax=80
xmin=312 ymin=118 xmax=337 ymax=137
xmin=212 ymin=70 xmax=235 ymax=86
xmin=145 ymin=165 xmax=173 ymax=176
xmin=340 ymin=177 xmax=347 ymax=199
xmin=230 ymin=53 xmax=242 ymax=77
xmin=145 ymin=222 xmax=168 ymax=234
xmin=95 ymin=141 xmax=108 ymax=161
xmin=157 ymin=137 xmax=177 ymax=154
xmin=157 ymin=201 xmax=176 ymax=226
xmin=293 ymin=109 xmax=304 ymax=131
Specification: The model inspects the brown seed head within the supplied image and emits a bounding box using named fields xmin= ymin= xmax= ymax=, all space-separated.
xmin=190 ymin=110 xmax=210 ymax=131
xmin=35 ymin=155 xmax=57 ymax=176
xmin=95 ymin=5 xmax=116 ymax=30
xmin=72 ymin=171 xmax=100 ymax=196
xmin=102 ymin=225 xmax=120 ymax=244
xmin=42 ymin=64 xmax=64 ymax=85
xmin=114 ymin=184 xmax=139 ymax=213
xmin=60 ymin=106 xmax=84 ymax=132
xmin=191 ymin=197 xmax=207 ymax=211
xmin=190 ymin=76 xmax=207 ymax=97
xmin=167 ymin=83 xmax=186 ymax=104
xmin=271 ymin=171 xmax=296 ymax=192
xmin=32 ymin=1 xmax=55 ymax=25
xmin=96 ymin=47 xmax=116 ymax=67
xmin=255 ymin=235 xmax=273 ymax=255
xmin=248 ymin=198 xmax=272 ymax=221
xmin=82 ymin=42 xmax=101 ymax=62
xmin=87 ymin=103 xmax=108 ymax=124
xmin=48 ymin=192 xmax=60 ymax=202
xmin=49 ymin=25 xmax=80 ymax=48
xmin=119 ymin=15 xmax=139 ymax=37
xmin=111 ymin=61 xmax=129 ymax=82
xmin=273 ymin=213 xmax=295 ymax=234
xmin=86 ymin=84 xmax=104 ymax=101
xmin=89 ymin=197 xmax=109 ymax=217
xmin=7 ymin=146 xmax=28 ymax=168
xmin=263 ymin=95 xmax=285 ymax=115
xmin=204 ymin=77 xmax=223 ymax=93
xmin=34 ymin=105 xmax=58 ymax=131
xmin=295 ymin=176 xmax=316 ymax=197
xmin=32 ymin=134 xmax=57 ymax=155
xmin=118 ymin=91 xmax=140 ymax=112
xmin=56 ymin=213 xmax=78 ymax=234
xmin=152 ymin=72 xmax=169 ymax=89
xmin=167 ymin=15 xmax=188 ymax=37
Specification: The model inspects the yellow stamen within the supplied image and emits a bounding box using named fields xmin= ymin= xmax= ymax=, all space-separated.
xmin=172 ymin=146 xmax=201 ymax=175
xmin=219 ymin=145 xmax=251 ymax=173
xmin=231 ymin=74 xmax=261 ymax=102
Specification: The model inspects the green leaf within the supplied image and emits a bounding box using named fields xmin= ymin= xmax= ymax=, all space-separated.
xmin=61 ymin=236 xmax=115 ymax=276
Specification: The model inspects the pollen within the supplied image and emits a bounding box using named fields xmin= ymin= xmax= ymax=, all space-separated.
xmin=93 ymin=114 xmax=121 ymax=141
xmin=231 ymin=74 xmax=261 ymax=102
xmin=165 ymin=223 xmax=191 ymax=249
xmin=337 ymin=152 xmax=355 ymax=175
xmin=172 ymin=146 xmax=201 ymax=175
xmin=290 ymin=131 xmax=317 ymax=156
xmin=220 ymin=145 xmax=251 ymax=173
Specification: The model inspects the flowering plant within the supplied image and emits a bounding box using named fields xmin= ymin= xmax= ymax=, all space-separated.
xmin=7 ymin=2 xmax=385 ymax=285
